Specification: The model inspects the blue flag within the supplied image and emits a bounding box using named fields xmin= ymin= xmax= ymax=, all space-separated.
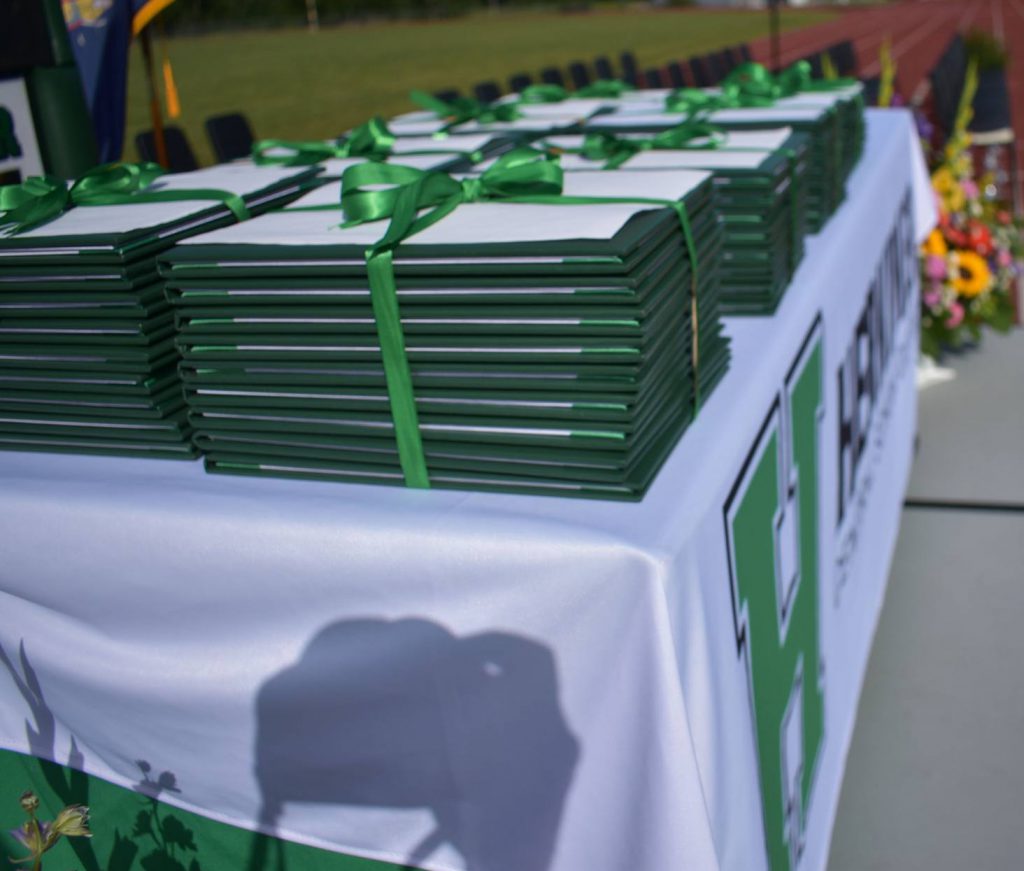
xmin=62 ymin=0 xmax=173 ymax=162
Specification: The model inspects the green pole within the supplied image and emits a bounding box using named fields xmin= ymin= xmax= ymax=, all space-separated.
xmin=26 ymin=0 xmax=99 ymax=178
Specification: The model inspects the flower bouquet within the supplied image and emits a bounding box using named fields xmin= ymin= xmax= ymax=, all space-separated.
xmin=919 ymin=62 xmax=1019 ymax=359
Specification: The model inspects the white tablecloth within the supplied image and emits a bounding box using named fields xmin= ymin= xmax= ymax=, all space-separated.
xmin=0 ymin=110 xmax=934 ymax=871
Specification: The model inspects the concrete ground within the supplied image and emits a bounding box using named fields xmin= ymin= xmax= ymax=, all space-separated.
xmin=828 ymin=328 xmax=1024 ymax=871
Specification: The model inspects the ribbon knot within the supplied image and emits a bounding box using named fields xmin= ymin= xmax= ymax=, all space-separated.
xmin=459 ymin=176 xmax=484 ymax=203
xmin=1 ymin=161 xmax=250 ymax=235
xmin=253 ymin=117 xmax=397 ymax=166
xmin=573 ymin=119 xmax=725 ymax=169
xmin=410 ymin=90 xmax=522 ymax=132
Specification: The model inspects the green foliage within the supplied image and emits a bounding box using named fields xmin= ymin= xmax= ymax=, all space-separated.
xmin=964 ymin=28 xmax=1008 ymax=71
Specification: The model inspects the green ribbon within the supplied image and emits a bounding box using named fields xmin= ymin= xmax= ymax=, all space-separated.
xmin=0 ymin=161 xmax=250 ymax=235
xmin=410 ymin=90 xmax=521 ymax=132
xmin=251 ymin=116 xmax=483 ymax=168
xmin=252 ymin=117 xmax=396 ymax=166
xmin=519 ymin=80 xmax=635 ymax=104
xmin=569 ymin=120 xmax=726 ymax=169
xmin=0 ymin=107 xmax=22 ymax=161
xmin=576 ymin=80 xmax=635 ymax=98
xmin=519 ymin=84 xmax=571 ymax=104
xmin=666 ymin=61 xmax=858 ymax=116
xmin=339 ymin=147 xmax=703 ymax=487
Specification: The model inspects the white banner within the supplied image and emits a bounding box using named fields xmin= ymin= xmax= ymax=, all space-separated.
xmin=0 ymin=110 xmax=933 ymax=871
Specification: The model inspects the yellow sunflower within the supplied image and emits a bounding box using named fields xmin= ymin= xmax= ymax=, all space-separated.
xmin=952 ymin=250 xmax=992 ymax=297
xmin=922 ymin=229 xmax=948 ymax=258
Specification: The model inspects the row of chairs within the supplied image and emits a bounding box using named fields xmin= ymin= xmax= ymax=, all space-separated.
xmin=136 ymin=112 xmax=256 ymax=172
xmin=441 ymin=45 xmax=756 ymax=106
xmin=637 ymin=43 xmax=754 ymax=91
xmin=138 ymin=37 xmax=862 ymax=174
xmin=439 ymin=38 xmax=858 ymax=108
xmin=437 ymin=50 xmax=643 ymax=106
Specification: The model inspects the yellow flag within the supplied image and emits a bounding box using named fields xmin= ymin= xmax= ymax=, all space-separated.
xmin=162 ymin=56 xmax=181 ymax=119
xmin=878 ymin=37 xmax=895 ymax=108
xmin=821 ymin=52 xmax=838 ymax=82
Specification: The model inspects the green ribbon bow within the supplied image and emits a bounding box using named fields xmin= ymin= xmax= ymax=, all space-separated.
xmin=252 ymin=117 xmax=397 ymax=166
xmin=0 ymin=161 xmax=250 ymax=235
xmin=410 ymin=90 xmax=522 ymax=132
xmin=575 ymin=120 xmax=726 ymax=169
xmin=0 ymin=107 xmax=22 ymax=161
xmin=251 ymin=116 xmax=484 ymax=169
xmin=339 ymin=147 xmax=703 ymax=488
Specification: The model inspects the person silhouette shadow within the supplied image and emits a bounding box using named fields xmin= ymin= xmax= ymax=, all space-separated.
xmin=248 ymin=617 xmax=579 ymax=871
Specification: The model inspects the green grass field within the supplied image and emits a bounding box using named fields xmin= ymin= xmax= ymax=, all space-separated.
xmin=125 ymin=6 xmax=835 ymax=166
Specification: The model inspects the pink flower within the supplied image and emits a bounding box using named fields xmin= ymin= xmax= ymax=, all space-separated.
xmin=925 ymin=254 xmax=947 ymax=280
xmin=997 ymin=248 xmax=1013 ymax=268
xmin=923 ymin=287 xmax=943 ymax=308
xmin=945 ymin=301 xmax=965 ymax=328
xmin=961 ymin=179 xmax=978 ymax=199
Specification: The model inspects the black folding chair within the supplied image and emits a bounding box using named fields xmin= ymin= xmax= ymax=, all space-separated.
xmin=508 ymin=72 xmax=533 ymax=93
xmin=801 ymin=53 xmax=824 ymax=79
xmin=688 ymin=56 xmax=713 ymax=88
xmin=929 ymin=36 xmax=966 ymax=137
xmin=967 ymin=55 xmax=1019 ymax=212
xmin=433 ymin=89 xmax=461 ymax=103
xmin=642 ymin=68 xmax=663 ymax=90
xmin=473 ymin=81 xmax=502 ymax=104
xmin=725 ymin=45 xmax=746 ymax=70
xmin=715 ymin=49 xmax=738 ymax=77
xmin=568 ymin=61 xmax=592 ymax=90
xmin=541 ymin=66 xmax=566 ymax=87
xmin=594 ymin=56 xmax=615 ymax=81
xmin=135 ymin=126 xmax=199 ymax=172
xmin=666 ymin=61 xmax=687 ymax=89
xmin=706 ymin=52 xmax=729 ymax=84
xmin=829 ymin=40 xmax=858 ymax=77
xmin=205 ymin=113 xmax=255 ymax=163
xmin=620 ymin=51 xmax=639 ymax=85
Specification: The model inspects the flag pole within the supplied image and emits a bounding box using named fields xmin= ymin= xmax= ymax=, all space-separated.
xmin=769 ymin=0 xmax=782 ymax=74
xmin=139 ymin=26 xmax=168 ymax=167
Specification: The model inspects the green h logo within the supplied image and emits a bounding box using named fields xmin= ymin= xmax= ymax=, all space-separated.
xmin=724 ymin=318 xmax=825 ymax=871
xmin=0 ymin=107 xmax=22 ymax=161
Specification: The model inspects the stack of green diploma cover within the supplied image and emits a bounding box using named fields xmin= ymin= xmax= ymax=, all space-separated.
xmin=0 ymin=164 xmax=317 ymax=459
xmin=249 ymin=134 xmax=502 ymax=178
xmin=586 ymin=90 xmax=863 ymax=232
xmin=537 ymin=128 xmax=809 ymax=314
xmin=386 ymin=99 xmax=604 ymax=139
xmin=161 ymin=168 xmax=727 ymax=500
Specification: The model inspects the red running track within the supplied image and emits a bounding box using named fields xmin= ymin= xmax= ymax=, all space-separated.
xmin=748 ymin=1 xmax=1024 ymax=208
